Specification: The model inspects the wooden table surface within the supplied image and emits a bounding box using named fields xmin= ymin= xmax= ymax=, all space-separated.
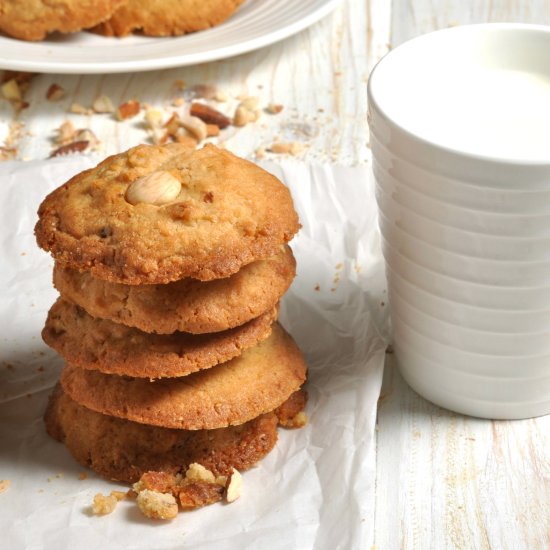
xmin=1 ymin=1 xmax=550 ymax=548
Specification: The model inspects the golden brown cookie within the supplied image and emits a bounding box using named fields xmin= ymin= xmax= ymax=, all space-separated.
xmin=45 ymin=385 xmax=282 ymax=483
xmin=43 ymin=298 xmax=277 ymax=379
xmin=53 ymin=245 xmax=295 ymax=334
xmin=94 ymin=0 xmax=244 ymax=37
xmin=60 ymin=323 xmax=307 ymax=430
xmin=0 ymin=0 xmax=126 ymax=41
xmin=35 ymin=143 xmax=299 ymax=285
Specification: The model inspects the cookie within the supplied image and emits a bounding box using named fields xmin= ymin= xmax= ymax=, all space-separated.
xmin=45 ymin=385 xmax=283 ymax=483
xmin=35 ymin=143 xmax=300 ymax=285
xmin=60 ymin=323 xmax=307 ymax=430
xmin=94 ymin=0 xmax=244 ymax=37
xmin=53 ymin=245 xmax=295 ymax=334
xmin=43 ymin=297 xmax=277 ymax=379
xmin=0 ymin=0 xmax=126 ymax=41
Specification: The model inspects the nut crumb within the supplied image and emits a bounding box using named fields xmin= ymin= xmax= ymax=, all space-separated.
xmin=46 ymin=83 xmax=65 ymax=101
xmin=116 ymin=99 xmax=140 ymax=120
xmin=268 ymin=141 xmax=305 ymax=156
xmin=1 ymin=79 xmax=20 ymax=101
xmin=55 ymin=120 xmax=76 ymax=145
xmin=225 ymin=469 xmax=242 ymax=503
xmin=233 ymin=105 xmax=251 ymax=127
xmin=92 ymin=95 xmax=115 ymax=114
xmin=266 ymin=103 xmax=283 ymax=114
xmin=137 ymin=490 xmax=178 ymax=520
xmin=78 ymin=472 xmax=88 ymax=480
xmin=70 ymin=102 xmax=92 ymax=115
xmin=185 ymin=463 xmax=215 ymax=484
xmin=0 ymin=480 xmax=11 ymax=494
xmin=92 ymin=493 xmax=118 ymax=515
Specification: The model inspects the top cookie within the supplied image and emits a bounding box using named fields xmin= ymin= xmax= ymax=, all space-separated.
xmin=94 ymin=0 xmax=244 ymax=37
xmin=0 ymin=0 xmax=126 ymax=41
xmin=35 ymin=143 xmax=300 ymax=285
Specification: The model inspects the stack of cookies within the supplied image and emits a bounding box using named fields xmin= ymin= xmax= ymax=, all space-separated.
xmin=35 ymin=143 xmax=307 ymax=512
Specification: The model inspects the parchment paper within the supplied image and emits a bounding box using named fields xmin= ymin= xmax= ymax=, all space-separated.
xmin=0 ymin=156 xmax=389 ymax=550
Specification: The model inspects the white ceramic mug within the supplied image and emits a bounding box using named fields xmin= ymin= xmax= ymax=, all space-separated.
xmin=368 ymin=24 xmax=550 ymax=419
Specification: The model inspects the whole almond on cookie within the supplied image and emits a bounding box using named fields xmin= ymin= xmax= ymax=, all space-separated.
xmin=125 ymin=171 xmax=181 ymax=206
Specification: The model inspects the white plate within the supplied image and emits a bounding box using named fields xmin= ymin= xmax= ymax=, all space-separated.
xmin=0 ymin=0 xmax=340 ymax=74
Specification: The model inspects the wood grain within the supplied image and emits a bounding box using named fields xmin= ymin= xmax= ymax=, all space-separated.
xmin=375 ymin=354 xmax=550 ymax=549
xmin=0 ymin=0 xmax=390 ymax=166
xmin=391 ymin=0 xmax=550 ymax=46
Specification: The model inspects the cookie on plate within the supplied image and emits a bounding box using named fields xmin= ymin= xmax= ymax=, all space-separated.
xmin=35 ymin=143 xmax=300 ymax=285
xmin=60 ymin=323 xmax=307 ymax=430
xmin=53 ymin=245 xmax=295 ymax=334
xmin=43 ymin=298 xmax=277 ymax=379
xmin=93 ymin=0 xmax=244 ymax=37
xmin=0 ymin=0 xmax=126 ymax=41
xmin=45 ymin=385 xmax=289 ymax=483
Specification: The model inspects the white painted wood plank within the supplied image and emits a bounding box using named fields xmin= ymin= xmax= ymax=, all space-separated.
xmin=375 ymin=354 xmax=550 ymax=550
xmin=391 ymin=0 xmax=550 ymax=46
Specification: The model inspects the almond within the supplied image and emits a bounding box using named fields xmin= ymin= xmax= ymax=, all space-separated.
xmin=92 ymin=94 xmax=115 ymax=114
xmin=116 ymin=99 xmax=140 ymax=120
xmin=46 ymin=83 xmax=65 ymax=101
xmin=125 ymin=171 xmax=181 ymax=206
xmin=179 ymin=115 xmax=207 ymax=142
xmin=225 ymin=468 xmax=242 ymax=503
xmin=190 ymin=102 xmax=231 ymax=129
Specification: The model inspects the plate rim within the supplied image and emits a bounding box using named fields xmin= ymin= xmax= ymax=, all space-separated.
xmin=0 ymin=0 xmax=341 ymax=74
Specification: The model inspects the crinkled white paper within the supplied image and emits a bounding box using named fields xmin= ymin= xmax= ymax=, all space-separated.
xmin=0 ymin=156 xmax=389 ymax=550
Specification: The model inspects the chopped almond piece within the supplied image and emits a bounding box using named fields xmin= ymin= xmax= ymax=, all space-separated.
xmin=2 ymin=79 xmax=21 ymax=101
xmin=46 ymin=84 xmax=65 ymax=101
xmin=93 ymin=95 xmax=115 ymax=114
xmin=49 ymin=140 xmax=89 ymax=158
xmin=116 ymin=99 xmax=140 ymax=120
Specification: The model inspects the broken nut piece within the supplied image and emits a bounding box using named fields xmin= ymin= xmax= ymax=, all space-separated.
xmin=46 ymin=83 xmax=65 ymax=101
xmin=92 ymin=95 xmax=115 ymax=114
xmin=185 ymin=463 xmax=216 ymax=484
xmin=225 ymin=468 xmax=242 ymax=503
xmin=125 ymin=171 xmax=182 ymax=206
xmin=179 ymin=115 xmax=207 ymax=142
xmin=116 ymin=99 xmax=140 ymax=120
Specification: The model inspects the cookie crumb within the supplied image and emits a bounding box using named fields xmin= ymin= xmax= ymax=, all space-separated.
xmin=92 ymin=492 xmax=118 ymax=515
xmin=136 ymin=490 xmax=178 ymax=520
xmin=78 ymin=472 xmax=88 ymax=480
